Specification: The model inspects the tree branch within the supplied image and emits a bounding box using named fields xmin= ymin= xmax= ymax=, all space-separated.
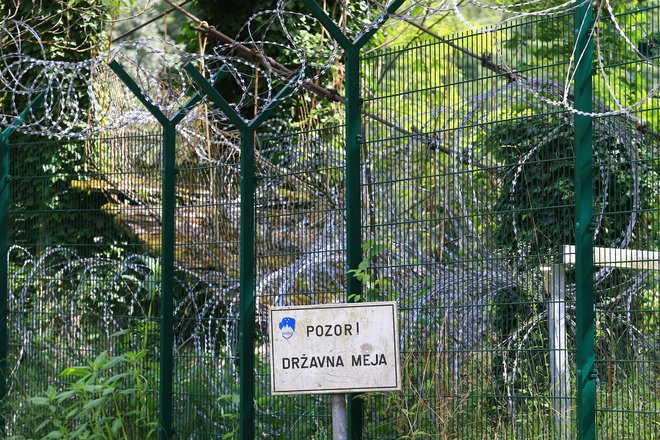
xmin=112 ymin=0 xmax=192 ymax=43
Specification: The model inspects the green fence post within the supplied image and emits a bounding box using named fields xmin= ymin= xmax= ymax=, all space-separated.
xmin=0 ymin=93 xmax=45 ymax=433
xmin=573 ymin=2 xmax=596 ymax=440
xmin=159 ymin=120 xmax=177 ymax=440
xmin=238 ymin=127 xmax=257 ymax=440
xmin=343 ymin=46 xmax=365 ymax=439
xmin=109 ymin=61 xmax=206 ymax=440
xmin=298 ymin=2 xmax=404 ymax=438
xmin=184 ymin=62 xmax=300 ymax=440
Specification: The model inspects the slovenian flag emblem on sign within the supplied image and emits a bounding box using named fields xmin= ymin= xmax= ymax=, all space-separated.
xmin=278 ymin=317 xmax=296 ymax=339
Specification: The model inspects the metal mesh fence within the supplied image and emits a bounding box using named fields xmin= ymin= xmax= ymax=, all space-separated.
xmin=4 ymin=129 xmax=241 ymax=438
xmin=172 ymin=131 xmax=241 ymax=437
xmin=359 ymin=14 xmax=575 ymax=439
xmin=0 ymin=4 xmax=658 ymax=440
xmin=6 ymin=132 xmax=164 ymax=437
xmin=358 ymin=7 xmax=658 ymax=439
xmin=593 ymin=6 xmax=660 ymax=440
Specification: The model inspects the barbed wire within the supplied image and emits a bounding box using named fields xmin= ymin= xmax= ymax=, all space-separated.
xmin=0 ymin=0 xmax=658 ymax=138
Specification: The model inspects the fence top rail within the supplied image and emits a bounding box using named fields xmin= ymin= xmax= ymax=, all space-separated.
xmin=561 ymin=245 xmax=660 ymax=271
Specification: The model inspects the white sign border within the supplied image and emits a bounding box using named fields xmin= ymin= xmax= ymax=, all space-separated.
xmin=269 ymin=301 xmax=401 ymax=395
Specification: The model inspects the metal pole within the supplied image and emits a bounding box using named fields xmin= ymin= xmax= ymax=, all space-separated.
xmin=332 ymin=394 xmax=348 ymax=440
xmin=0 ymin=128 xmax=10 ymax=430
xmin=343 ymin=48 xmax=364 ymax=440
xmin=238 ymin=128 xmax=257 ymax=440
xmin=344 ymin=50 xmax=363 ymax=306
xmin=159 ymin=122 xmax=177 ymax=439
xmin=573 ymin=2 xmax=596 ymax=439
xmin=544 ymin=264 xmax=571 ymax=440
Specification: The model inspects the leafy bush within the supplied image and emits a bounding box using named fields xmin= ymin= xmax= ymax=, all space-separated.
xmin=23 ymin=346 xmax=157 ymax=440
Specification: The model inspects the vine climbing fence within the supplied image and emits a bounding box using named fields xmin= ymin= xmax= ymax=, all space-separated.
xmin=0 ymin=2 xmax=659 ymax=440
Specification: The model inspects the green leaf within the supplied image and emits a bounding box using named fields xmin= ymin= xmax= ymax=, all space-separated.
xmin=55 ymin=390 xmax=77 ymax=402
xmin=80 ymin=384 xmax=104 ymax=393
xmin=60 ymin=366 xmax=89 ymax=377
xmin=223 ymin=429 xmax=238 ymax=440
xmin=35 ymin=419 xmax=53 ymax=433
xmin=111 ymin=418 xmax=124 ymax=435
xmin=92 ymin=351 xmax=109 ymax=368
xmin=81 ymin=396 xmax=107 ymax=414
xmin=110 ymin=329 xmax=131 ymax=338
xmin=101 ymin=355 xmax=126 ymax=371
xmin=119 ymin=387 xmax=138 ymax=396
xmin=102 ymin=386 xmax=116 ymax=396
xmin=105 ymin=372 xmax=128 ymax=385
xmin=28 ymin=397 xmax=50 ymax=406
xmin=348 ymin=293 xmax=362 ymax=302
xmin=66 ymin=407 xmax=79 ymax=419
xmin=70 ymin=425 xmax=90 ymax=437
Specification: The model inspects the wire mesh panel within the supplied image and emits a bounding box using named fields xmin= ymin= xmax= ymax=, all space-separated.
xmin=172 ymin=129 xmax=241 ymax=437
xmin=253 ymin=126 xmax=346 ymax=439
xmin=592 ymin=6 xmax=660 ymax=439
xmin=6 ymin=132 xmax=163 ymax=437
xmin=360 ymin=14 xmax=575 ymax=440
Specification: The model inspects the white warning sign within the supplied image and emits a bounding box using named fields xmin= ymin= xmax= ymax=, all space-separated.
xmin=269 ymin=301 xmax=401 ymax=395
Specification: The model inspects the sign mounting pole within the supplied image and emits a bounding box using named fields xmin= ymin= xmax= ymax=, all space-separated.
xmin=333 ymin=395 xmax=348 ymax=440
